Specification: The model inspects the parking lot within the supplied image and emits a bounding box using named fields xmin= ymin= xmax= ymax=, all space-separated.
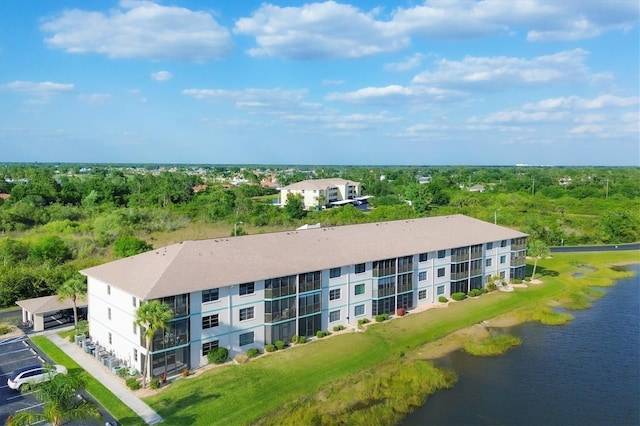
xmin=0 ymin=335 xmax=46 ymax=424
xmin=0 ymin=334 xmax=118 ymax=425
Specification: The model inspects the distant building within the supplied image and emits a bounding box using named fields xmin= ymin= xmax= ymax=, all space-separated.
xmin=417 ymin=176 xmax=432 ymax=184
xmin=468 ymin=184 xmax=486 ymax=193
xmin=192 ymin=184 xmax=208 ymax=193
xmin=280 ymin=178 xmax=361 ymax=210
xmin=558 ymin=177 xmax=572 ymax=186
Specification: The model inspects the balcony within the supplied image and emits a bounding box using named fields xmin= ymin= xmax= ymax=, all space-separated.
xmin=450 ymin=271 xmax=470 ymax=280
xmin=451 ymin=254 xmax=470 ymax=263
xmin=264 ymin=286 xmax=296 ymax=299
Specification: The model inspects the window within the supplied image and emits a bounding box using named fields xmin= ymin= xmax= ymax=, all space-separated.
xmin=486 ymin=242 xmax=493 ymax=250
xmin=418 ymin=289 xmax=427 ymax=300
xmin=437 ymin=286 xmax=445 ymax=295
xmin=240 ymin=307 xmax=254 ymax=321
xmin=107 ymin=285 xmax=111 ymax=295
xmin=437 ymin=267 xmax=445 ymax=278
xmin=329 ymin=310 xmax=340 ymax=322
xmin=107 ymin=308 xmax=111 ymax=320
xmin=133 ymin=322 xmax=137 ymax=335
xmin=500 ymin=255 xmax=506 ymax=264
xmin=330 ymin=267 xmax=341 ymax=278
xmin=355 ymin=283 xmax=365 ymax=295
xmin=108 ymin=332 xmax=112 ymax=344
xmin=354 ymin=304 xmax=365 ymax=316
xmin=239 ymin=282 xmax=255 ymax=296
xmin=500 ymin=271 xmax=506 ymax=279
xmin=133 ymin=349 xmax=138 ymax=362
xmin=437 ymin=250 xmax=446 ymax=259
xmin=486 ymin=258 xmax=492 ymax=267
xmin=203 ymin=289 xmax=219 ymax=303
xmin=419 ymin=253 xmax=428 ymax=262
xmin=501 ymin=240 xmax=507 ymax=247
xmin=329 ymin=289 xmax=341 ymax=301
xmin=239 ymin=332 xmax=254 ymax=346
xmin=202 ymin=314 xmax=219 ymax=329
xmin=132 ymin=296 xmax=136 ymax=307
xmin=202 ymin=340 xmax=219 ymax=356
xmin=355 ymin=263 xmax=366 ymax=274
xmin=419 ymin=271 xmax=427 ymax=281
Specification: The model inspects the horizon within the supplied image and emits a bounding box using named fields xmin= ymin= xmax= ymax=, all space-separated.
xmin=1 ymin=1 xmax=638 ymax=166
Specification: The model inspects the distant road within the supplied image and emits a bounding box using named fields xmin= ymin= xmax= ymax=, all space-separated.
xmin=551 ymin=242 xmax=640 ymax=253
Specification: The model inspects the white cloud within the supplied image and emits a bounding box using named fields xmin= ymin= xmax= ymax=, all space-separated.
xmin=1 ymin=80 xmax=74 ymax=103
xmin=412 ymin=49 xmax=591 ymax=90
xmin=325 ymin=84 xmax=462 ymax=105
xmin=483 ymin=110 xmax=570 ymax=123
xmin=41 ymin=1 xmax=233 ymax=62
xmin=182 ymin=88 xmax=311 ymax=112
xmin=234 ymin=1 xmax=407 ymax=59
xmin=524 ymin=94 xmax=639 ymax=110
xmin=151 ymin=71 xmax=173 ymax=81
xmin=384 ymin=53 xmax=426 ymax=71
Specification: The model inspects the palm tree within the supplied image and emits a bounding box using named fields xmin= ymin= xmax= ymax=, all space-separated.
xmin=7 ymin=373 xmax=102 ymax=426
xmin=528 ymin=239 xmax=550 ymax=280
xmin=57 ymin=274 xmax=87 ymax=329
xmin=135 ymin=300 xmax=174 ymax=387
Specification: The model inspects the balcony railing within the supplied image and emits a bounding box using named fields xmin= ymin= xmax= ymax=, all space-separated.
xmin=451 ymin=254 xmax=470 ymax=263
xmin=450 ymin=271 xmax=469 ymax=280
xmin=265 ymin=308 xmax=296 ymax=323
xmin=264 ymin=286 xmax=296 ymax=299
xmin=298 ymin=303 xmax=321 ymax=317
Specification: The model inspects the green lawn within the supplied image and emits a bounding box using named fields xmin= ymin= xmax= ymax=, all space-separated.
xmin=145 ymin=251 xmax=638 ymax=425
xmin=30 ymin=336 xmax=147 ymax=426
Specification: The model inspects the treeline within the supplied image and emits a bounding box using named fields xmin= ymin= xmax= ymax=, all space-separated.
xmin=0 ymin=164 xmax=638 ymax=308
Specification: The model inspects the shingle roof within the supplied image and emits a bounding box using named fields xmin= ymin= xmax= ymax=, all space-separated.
xmin=16 ymin=295 xmax=87 ymax=314
xmin=281 ymin=178 xmax=358 ymax=190
xmin=81 ymin=214 xmax=527 ymax=300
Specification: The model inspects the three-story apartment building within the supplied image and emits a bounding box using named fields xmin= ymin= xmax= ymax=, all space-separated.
xmin=81 ymin=214 xmax=527 ymax=379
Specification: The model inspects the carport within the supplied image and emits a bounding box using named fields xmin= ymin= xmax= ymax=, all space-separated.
xmin=15 ymin=295 xmax=87 ymax=332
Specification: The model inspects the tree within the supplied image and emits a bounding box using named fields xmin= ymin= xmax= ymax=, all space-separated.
xmin=135 ymin=300 xmax=174 ymax=387
xmin=284 ymin=193 xmax=306 ymax=220
xmin=57 ymin=274 xmax=87 ymax=328
xmin=113 ymin=235 xmax=153 ymax=257
xmin=29 ymin=236 xmax=72 ymax=265
xmin=7 ymin=373 xmax=102 ymax=426
xmin=528 ymin=240 xmax=550 ymax=280
xmin=0 ymin=238 xmax=29 ymax=266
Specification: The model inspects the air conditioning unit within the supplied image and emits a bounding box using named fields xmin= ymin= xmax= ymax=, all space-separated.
xmin=107 ymin=357 xmax=120 ymax=369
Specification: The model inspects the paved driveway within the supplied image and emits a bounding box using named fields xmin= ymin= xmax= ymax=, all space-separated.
xmin=0 ymin=335 xmax=45 ymax=424
xmin=0 ymin=334 xmax=119 ymax=425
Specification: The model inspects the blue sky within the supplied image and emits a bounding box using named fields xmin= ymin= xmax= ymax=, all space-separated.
xmin=1 ymin=0 xmax=638 ymax=166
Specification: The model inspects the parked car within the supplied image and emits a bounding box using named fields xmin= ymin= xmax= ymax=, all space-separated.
xmin=7 ymin=364 xmax=68 ymax=390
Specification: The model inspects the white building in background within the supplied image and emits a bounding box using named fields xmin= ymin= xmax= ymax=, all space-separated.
xmin=81 ymin=214 xmax=527 ymax=379
xmin=279 ymin=178 xmax=361 ymax=210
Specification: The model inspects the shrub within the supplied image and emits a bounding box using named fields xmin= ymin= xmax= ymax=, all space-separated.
xmin=375 ymin=313 xmax=390 ymax=322
xmin=265 ymin=344 xmax=276 ymax=352
xmin=0 ymin=324 xmax=13 ymax=335
xmin=68 ymin=334 xmax=75 ymax=343
xmin=150 ymin=378 xmax=161 ymax=389
xmin=207 ymin=347 xmax=229 ymax=364
xmin=511 ymin=278 xmax=523 ymax=284
xmin=469 ymin=289 xmax=482 ymax=297
xmin=291 ymin=335 xmax=299 ymax=344
xmin=357 ymin=318 xmax=370 ymax=326
xmin=333 ymin=325 xmax=345 ymax=332
xmin=316 ymin=330 xmax=326 ymax=338
xmin=118 ymin=367 xmax=129 ymax=378
xmin=487 ymin=282 xmax=497 ymax=292
xmin=438 ymin=296 xmax=448 ymax=303
xmin=234 ymin=354 xmax=249 ymax=364
xmin=298 ymin=336 xmax=307 ymax=344
xmin=126 ymin=378 xmax=140 ymax=390
xmin=524 ymin=276 xmax=532 ymax=282
xmin=275 ymin=340 xmax=285 ymax=350
xmin=181 ymin=368 xmax=189 ymax=377
xmin=451 ymin=292 xmax=467 ymax=301
xmin=246 ymin=348 xmax=260 ymax=358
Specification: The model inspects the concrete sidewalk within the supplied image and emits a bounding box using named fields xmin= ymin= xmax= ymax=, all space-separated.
xmin=45 ymin=331 xmax=163 ymax=425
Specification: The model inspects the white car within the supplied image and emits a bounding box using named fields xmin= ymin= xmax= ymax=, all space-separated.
xmin=7 ymin=364 xmax=68 ymax=390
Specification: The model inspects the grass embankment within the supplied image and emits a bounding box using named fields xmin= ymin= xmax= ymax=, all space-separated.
xmin=464 ymin=334 xmax=522 ymax=356
xmin=30 ymin=335 xmax=147 ymax=426
xmin=143 ymin=251 xmax=638 ymax=425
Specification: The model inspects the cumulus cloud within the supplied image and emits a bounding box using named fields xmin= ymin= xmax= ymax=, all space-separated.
xmin=41 ymin=1 xmax=233 ymax=62
xmin=151 ymin=71 xmax=173 ymax=81
xmin=234 ymin=1 xmax=407 ymax=59
xmin=412 ymin=49 xmax=591 ymax=90
xmin=182 ymin=88 xmax=311 ymax=112
xmin=325 ymin=84 xmax=463 ymax=105
xmin=523 ymin=94 xmax=639 ymax=110
xmin=1 ymin=80 xmax=74 ymax=103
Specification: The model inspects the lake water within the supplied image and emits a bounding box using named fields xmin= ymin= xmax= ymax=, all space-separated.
xmin=403 ymin=264 xmax=640 ymax=426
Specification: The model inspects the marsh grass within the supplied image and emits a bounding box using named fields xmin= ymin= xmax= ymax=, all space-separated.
xmin=464 ymin=334 xmax=522 ymax=356
xmin=254 ymin=359 xmax=456 ymax=426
